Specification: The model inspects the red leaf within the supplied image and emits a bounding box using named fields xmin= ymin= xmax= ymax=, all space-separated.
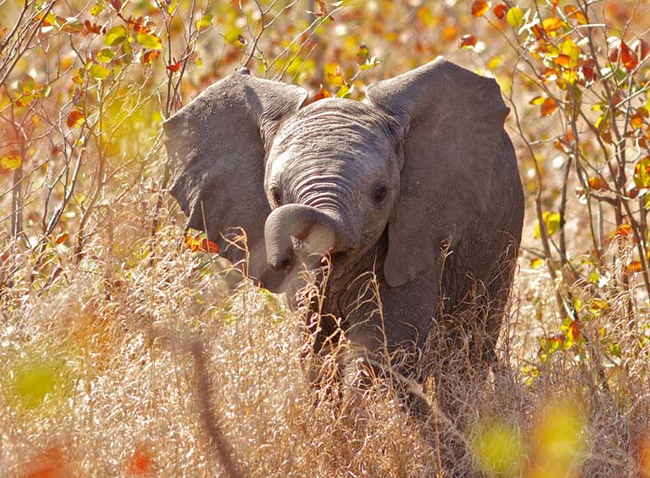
xmin=83 ymin=20 xmax=103 ymax=35
xmin=110 ymin=0 xmax=122 ymax=12
xmin=167 ymin=60 xmax=182 ymax=72
xmin=128 ymin=445 xmax=153 ymax=476
xmin=493 ymin=4 xmax=508 ymax=19
xmin=201 ymin=238 xmax=219 ymax=254
xmin=66 ymin=109 xmax=85 ymax=128
xmin=459 ymin=34 xmax=477 ymax=48
xmin=609 ymin=37 xmax=639 ymax=70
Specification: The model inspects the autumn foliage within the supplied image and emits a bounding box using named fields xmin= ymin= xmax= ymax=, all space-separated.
xmin=2 ymin=0 xmax=650 ymax=476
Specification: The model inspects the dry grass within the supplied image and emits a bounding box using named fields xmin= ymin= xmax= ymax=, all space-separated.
xmin=1 ymin=206 xmax=650 ymax=477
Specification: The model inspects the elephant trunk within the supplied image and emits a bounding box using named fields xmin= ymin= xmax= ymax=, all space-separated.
xmin=265 ymin=204 xmax=358 ymax=273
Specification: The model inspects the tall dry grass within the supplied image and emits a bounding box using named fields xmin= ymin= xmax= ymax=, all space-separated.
xmin=2 ymin=210 xmax=650 ymax=476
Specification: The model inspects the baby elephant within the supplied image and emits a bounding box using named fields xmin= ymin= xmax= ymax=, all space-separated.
xmin=164 ymin=57 xmax=524 ymax=414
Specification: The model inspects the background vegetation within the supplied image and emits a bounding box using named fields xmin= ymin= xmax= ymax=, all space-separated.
xmin=2 ymin=0 xmax=650 ymax=475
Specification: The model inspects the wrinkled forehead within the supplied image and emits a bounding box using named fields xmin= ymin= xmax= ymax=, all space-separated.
xmin=270 ymin=98 xmax=394 ymax=159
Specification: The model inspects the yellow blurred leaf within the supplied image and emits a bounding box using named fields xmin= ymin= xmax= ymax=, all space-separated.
xmin=104 ymin=25 xmax=127 ymax=46
xmin=136 ymin=33 xmax=162 ymax=50
xmin=0 ymin=150 xmax=22 ymax=172
xmin=195 ymin=14 xmax=213 ymax=30
xmin=534 ymin=211 xmax=561 ymax=238
xmin=506 ymin=6 xmax=524 ymax=28
xmin=471 ymin=419 xmax=524 ymax=476
xmin=634 ymin=157 xmax=650 ymax=188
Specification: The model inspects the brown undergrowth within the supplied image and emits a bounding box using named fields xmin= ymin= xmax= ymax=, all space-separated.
xmin=1 ymin=223 xmax=649 ymax=476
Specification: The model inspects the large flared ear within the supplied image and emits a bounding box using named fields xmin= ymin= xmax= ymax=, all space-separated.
xmin=164 ymin=70 xmax=307 ymax=284
xmin=367 ymin=57 xmax=509 ymax=287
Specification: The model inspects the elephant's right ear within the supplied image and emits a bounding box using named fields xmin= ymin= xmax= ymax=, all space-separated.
xmin=164 ymin=71 xmax=307 ymax=281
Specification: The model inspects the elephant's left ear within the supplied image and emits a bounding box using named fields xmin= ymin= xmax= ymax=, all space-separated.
xmin=367 ymin=57 xmax=509 ymax=287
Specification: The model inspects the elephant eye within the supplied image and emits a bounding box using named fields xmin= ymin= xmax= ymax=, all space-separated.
xmin=271 ymin=186 xmax=283 ymax=206
xmin=372 ymin=183 xmax=388 ymax=205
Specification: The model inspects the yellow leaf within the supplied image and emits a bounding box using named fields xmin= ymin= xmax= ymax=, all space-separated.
xmin=534 ymin=211 xmax=561 ymax=238
xmin=542 ymin=16 xmax=564 ymax=33
xmin=506 ymin=6 xmax=524 ymax=28
xmin=0 ymin=150 xmax=22 ymax=171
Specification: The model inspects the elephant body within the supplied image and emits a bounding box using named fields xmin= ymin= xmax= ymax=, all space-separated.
xmin=164 ymin=57 xmax=524 ymax=412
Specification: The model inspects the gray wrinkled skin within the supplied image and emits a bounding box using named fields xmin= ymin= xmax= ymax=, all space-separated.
xmin=164 ymin=57 xmax=525 ymax=416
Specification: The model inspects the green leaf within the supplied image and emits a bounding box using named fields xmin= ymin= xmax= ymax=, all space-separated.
xmin=89 ymin=63 xmax=110 ymax=80
xmin=136 ymin=33 xmax=162 ymax=50
xmin=104 ymin=25 xmax=127 ymax=46
xmin=195 ymin=14 xmax=213 ymax=30
xmin=506 ymin=6 xmax=524 ymax=28
xmin=97 ymin=48 xmax=115 ymax=63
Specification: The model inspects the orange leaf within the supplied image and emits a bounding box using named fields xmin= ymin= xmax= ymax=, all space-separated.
xmin=471 ymin=0 xmax=489 ymax=18
xmin=553 ymin=54 xmax=573 ymax=68
xmin=542 ymin=16 xmax=564 ymax=33
xmin=564 ymin=6 xmax=587 ymax=24
xmin=313 ymin=86 xmax=332 ymax=102
xmin=185 ymin=233 xmax=219 ymax=253
xmin=588 ymin=177 xmax=607 ymax=191
xmin=627 ymin=261 xmax=643 ymax=273
xmin=18 ymin=445 xmax=69 ymax=478
xmin=493 ymin=4 xmax=507 ymax=19
xmin=128 ymin=445 xmax=154 ymax=476
xmin=621 ymin=41 xmax=639 ymax=70
xmin=610 ymin=224 xmax=632 ymax=240
xmin=540 ymin=97 xmax=558 ymax=117
xmin=631 ymin=113 xmax=644 ymax=129
xmin=142 ymin=50 xmax=161 ymax=65
xmin=54 ymin=232 xmax=69 ymax=245
xmin=441 ymin=24 xmax=461 ymax=41
xmin=459 ymin=34 xmax=477 ymax=48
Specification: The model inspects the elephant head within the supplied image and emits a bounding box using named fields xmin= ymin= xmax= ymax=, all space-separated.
xmin=164 ymin=57 xmax=509 ymax=294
